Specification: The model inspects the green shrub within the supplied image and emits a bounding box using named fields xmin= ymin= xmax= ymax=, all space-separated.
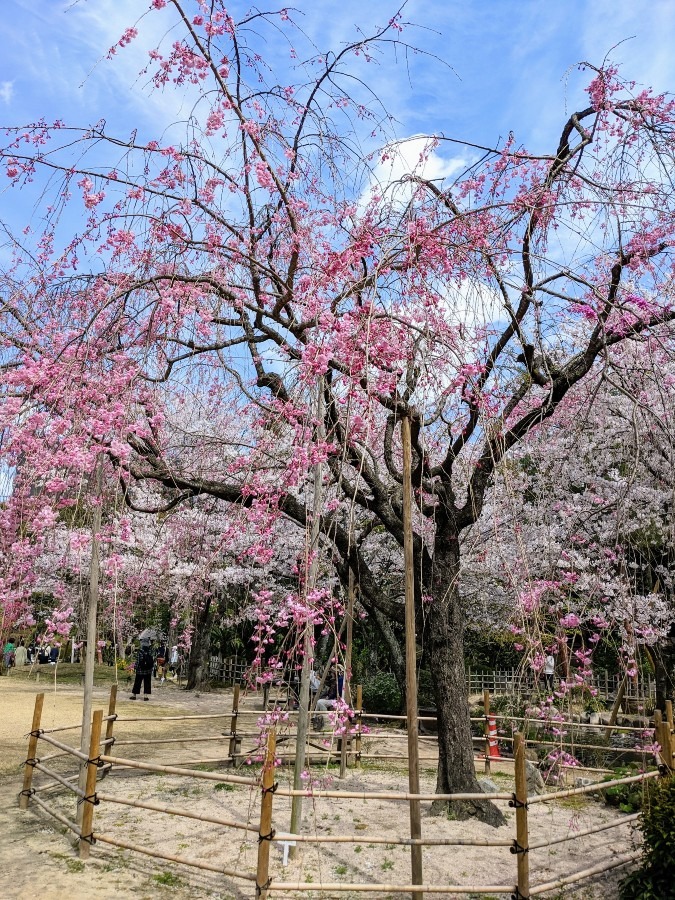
xmin=619 ymin=774 xmax=675 ymax=899
xmin=602 ymin=765 xmax=645 ymax=814
xmin=361 ymin=672 xmax=401 ymax=715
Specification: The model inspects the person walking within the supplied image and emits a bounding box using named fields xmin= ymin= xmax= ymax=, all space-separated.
xmin=130 ymin=640 xmax=154 ymax=701
xmin=14 ymin=639 xmax=28 ymax=667
xmin=543 ymin=652 xmax=556 ymax=692
xmin=3 ymin=637 xmax=15 ymax=673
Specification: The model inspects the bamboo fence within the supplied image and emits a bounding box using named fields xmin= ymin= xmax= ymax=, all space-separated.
xmin=18 ymin=686 xmax=675 ymax=898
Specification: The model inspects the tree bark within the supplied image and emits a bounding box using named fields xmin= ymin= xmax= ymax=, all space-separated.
xmin=425 ymin=531 xmax=505 ymax=826
xmin=186 ymin=596 xmax=213 ymax=690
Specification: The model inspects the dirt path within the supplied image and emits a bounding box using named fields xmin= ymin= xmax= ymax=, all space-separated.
xmin=1 ymin=677 xmax=637 ymax=899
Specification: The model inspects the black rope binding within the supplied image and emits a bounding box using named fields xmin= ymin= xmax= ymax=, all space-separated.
xmin=87 ymin=755 xmax=104 ymax=768
xmin=255 ymin=878 xmax=272 ymax=897
xmin=80 ymin=833 xmax=96 ymax=846
xmin=24 ymin=757 xmax=38 ymax=768
xmin=28 ymin=728 xmax=43 ymax=738
xmin=511 ymin=889 xmax=529 ymax=900
xmin=261 ymin=781 xmax=278 ymax=795
xmin=658 ymin=764 xmax=669 ymax=777
xmin=510 ymin=840 xmax=529 ymax=855
xmin=509 ymin=793 xmax=528 ymax=809
xmin=19 ymin=788 xmax=35 ymax=798
xmin=258 ymin=828 xmax=276 ymax=844
xmin=77 ymin=793 xmax=100 ymax=807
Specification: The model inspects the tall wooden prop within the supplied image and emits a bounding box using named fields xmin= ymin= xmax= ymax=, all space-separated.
xmin=401 ymin=416 xmax=423 ymax=895
xmin=79 ymin=708 xmax=103 ymax=859
xmin=340 ymin=568 xmax=355 ymax=778
xmin=229 ymin=684 xmax=240 ymax=765
xmin=19 ymin=692 xmax=44 ymax=809
xmin=290 ymin=377 xmax=324 ymax=852
xmin=484 ymin=689 xmax=491 ymax=776
xmin=78 ymin=459 xmax=102 ymax=822
xmin=256 ymin=729 xmax=277 ymax=899
xmin=513 ymin=732 xmax=530 ymax=897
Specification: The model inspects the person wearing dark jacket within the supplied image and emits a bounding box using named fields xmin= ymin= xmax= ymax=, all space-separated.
xmin=130 ymin=640 xmax=154 ymax=700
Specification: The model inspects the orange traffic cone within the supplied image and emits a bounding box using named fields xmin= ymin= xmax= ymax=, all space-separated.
xmin=487 ymin=716 xmax=501 ymax=759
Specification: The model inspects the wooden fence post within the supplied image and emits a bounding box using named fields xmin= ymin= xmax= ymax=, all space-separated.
xmin=19 ymin=692 xmax=44 ymax=810
xmin=79 ymin=709 xmax=103 ymax=859
xmin=256 ymin=729 xmax=277 ymax=900
xmin=654 ymin=710 xmax=672 ymax=772
xmin=484 ymin=689 xmax=491 ymax=777
xmin=103 ymin=684 xmax=117 ymax=771
xmin=229 ymin=684 xmax=240 ymax=765
xmin=666 ymin=699 xmax=674 ymax=765
xmin=355 ymin=684 xmax=363 ymax=768
xmin=513 ymin=732 xmax=530 ymax=898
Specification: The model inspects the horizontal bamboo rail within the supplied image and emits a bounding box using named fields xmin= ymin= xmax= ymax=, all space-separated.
xmin=528 ymin=812 xmax=639 ymax=850
xmin=483 ymin=714 xmax=653 ymax=733
xmin=470 ymin=733 xmax=655 ymax=754
xmin=30 ymin=792 xmax=81 ymax=836
xmin=529 ymin=850 xmax=641 ymax=895
xmin=32 ymin=762 xmax=86 ymax=797
xmin=96 ymin=792 xmax=258 ymax=832
xmin=35 ymin=733 xmax=89 ymax=762
xmin=528 ymin=769 xmax=660 ymax=804
xmin=99 ymin=753 xmax=258 ymax=786
xmin=114 ymin=736 xmax=230 ymax=746
xmin=265 ymin=881 xmax=515 ymax=893
xmin=115 ymin=713 xmax=233 ymax=723
xmin=93 ymin=832 xmax=257 ymax=882
xmin=272 ymin=832 xmax=514 ymax=846
xmin=272 ymin=786 xmax=513 ymax=801
xmin=33 ymin=765 xmax=112 ymax=794
xmin=39 ymin=715 xmax=116 ymax=735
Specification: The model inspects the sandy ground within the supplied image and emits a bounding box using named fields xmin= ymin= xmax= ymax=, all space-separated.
xmin=1 ymin=674 xmax=639 ymax=899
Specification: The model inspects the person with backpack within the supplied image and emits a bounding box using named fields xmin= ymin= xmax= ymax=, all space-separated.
xmin=130 ymin=640 xmax=154 ymax=700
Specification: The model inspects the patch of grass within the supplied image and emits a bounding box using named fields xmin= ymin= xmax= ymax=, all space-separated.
xmin=354 ymin=845 xmax=363 ymax=853
xmin=214 ymin=782 xmax=235 ymax=792
xmin=335 ymin=864 xmax=348 ymax=876
xmin=65 ymin=859 xmax=85 ymax=874
xmin=153 ymin=871 xmax=183 ymax=887
xmin=381 ymin=858 xmax=394 ymax=871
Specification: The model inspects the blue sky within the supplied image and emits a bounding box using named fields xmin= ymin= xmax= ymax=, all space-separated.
xmin=1 ymin=0 xmax=675 ymax=231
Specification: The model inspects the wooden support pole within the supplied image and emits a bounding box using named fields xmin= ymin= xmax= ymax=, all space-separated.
xmin=78 ymin=459 xmax=103 ymax=815
xmin=662 ymin=710 xmax=674 ymax=771
xmin=290 ymin=376 xmax=324 ymax=854
xmin=229 ymin=684 xmax=240 ymax=765
xmin=256 ymin=729 xmax=277 ymax=900
xmin=19 ymin=692 xmax=44 ymax=809
xmin=355 ymin=684 xmax=363 ymax=768
xmin=484 ymin=689 xmax=491 ymax=777
xmin=79 ymin=709 xmax=103 ymax=860
xmin=340 ymin=568 xmax=355 ymax=778
xmin=513 ymin=732 xmax=530 ymax=898
xmin=666 ymin=700 xmax=674 ymax=759
xmin=401 ymin=415 xmax=423 ymax=896
xmin=103 ymin=684 xmax=117 ymax=771
xmin=654 ymin=710 xmax=672 ymax=771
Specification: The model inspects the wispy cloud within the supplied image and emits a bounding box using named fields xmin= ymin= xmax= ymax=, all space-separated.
xmin=0 ymin=81 xmax=13 ymax=105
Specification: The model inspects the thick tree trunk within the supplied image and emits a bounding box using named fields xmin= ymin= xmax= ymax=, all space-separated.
xmin=425 ymin=534 xmax=505 ymax=826
xmin=186 ymin=597 xmax=213 ymax=691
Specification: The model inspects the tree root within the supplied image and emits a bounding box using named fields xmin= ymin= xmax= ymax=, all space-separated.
xmin=429 ymin=797 xmax=507 ymax=827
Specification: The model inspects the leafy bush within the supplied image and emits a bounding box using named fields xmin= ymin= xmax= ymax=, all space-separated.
xmin=619 ymin=774 xmax=675 ymax=899
xmin=602 ymin=765 xmax=645 ymax=814
xmin=361 ymin=672 xmax=401 ymax=715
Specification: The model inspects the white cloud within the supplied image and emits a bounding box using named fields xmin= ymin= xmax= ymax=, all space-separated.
xmin=0 ymin=81 xmax=13 ymax=104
